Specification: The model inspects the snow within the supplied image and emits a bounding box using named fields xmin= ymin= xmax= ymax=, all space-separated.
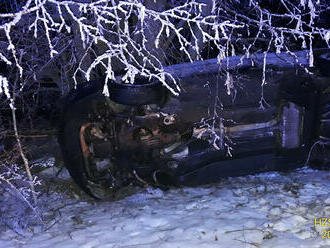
xmin=2 ymin=166 xmax=330 ymax=248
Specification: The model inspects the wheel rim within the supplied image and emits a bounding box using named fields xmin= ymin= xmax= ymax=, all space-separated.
xmin=79 ymin=121 xmax=119 ymax=198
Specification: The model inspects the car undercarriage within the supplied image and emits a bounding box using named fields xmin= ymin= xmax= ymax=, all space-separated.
xmin=58 ymin=51 xmax=330 ymax=199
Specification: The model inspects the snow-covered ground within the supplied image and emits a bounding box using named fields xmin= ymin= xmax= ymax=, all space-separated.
xmin=2 ymin=166 xmax=330 ymax=248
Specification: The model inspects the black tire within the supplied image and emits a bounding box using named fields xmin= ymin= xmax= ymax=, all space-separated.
xmin=58 ymin=76 xmax=170 ymax=198
xmin=309 ymin=51 xmax=330 ymax=168
xmin=58 ymin=93 xmax=124 ymax=199
xmin=108 ymin=77 xmax=169 ymax=106
xmin=276 ymin=74 xmax=324 ymax=171
xmin=309 ymin=90 xmax=330 ymax=169
xmin=278 ymin=55 xmax=330 ymax=169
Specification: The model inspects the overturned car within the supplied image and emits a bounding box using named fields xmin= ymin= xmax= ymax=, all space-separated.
xmin=58 ymin=50 xmax=330 ymax=199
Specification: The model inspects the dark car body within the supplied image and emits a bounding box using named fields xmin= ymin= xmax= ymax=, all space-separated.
xmin=58 ymin=50 xmax=330 ymax=199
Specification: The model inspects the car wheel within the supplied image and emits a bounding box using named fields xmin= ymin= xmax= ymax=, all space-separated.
xmin=108 ymin=76 xmax=169 ymax=106
xmin=58 ymin=93 xmax=129 ymax=199
xmin=308 ymin=89 xmax=330 ymax=169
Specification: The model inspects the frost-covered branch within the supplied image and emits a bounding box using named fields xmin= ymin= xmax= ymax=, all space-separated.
xmin=0 ymin=0 xmax=327 ymax=94
xmin=0 ymin=0 xmax=328 ymax=152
